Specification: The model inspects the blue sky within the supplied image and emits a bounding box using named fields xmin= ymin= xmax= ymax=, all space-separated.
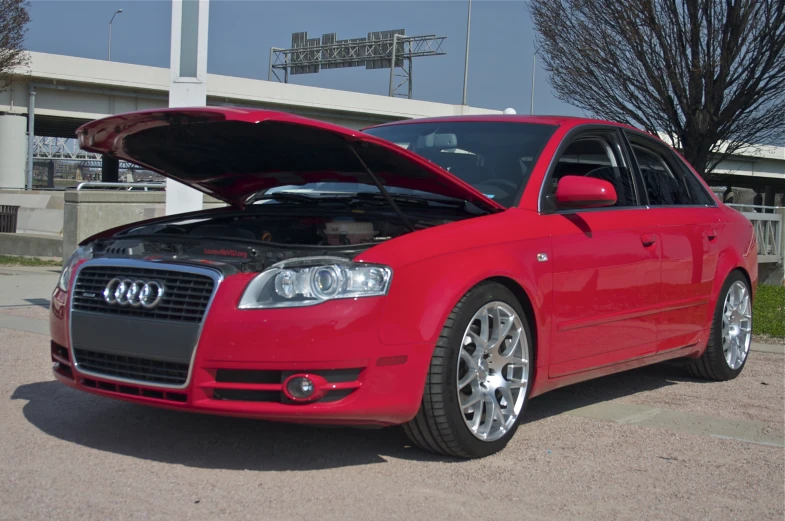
xmin=25 ymin=0 xmax=584 ymax=116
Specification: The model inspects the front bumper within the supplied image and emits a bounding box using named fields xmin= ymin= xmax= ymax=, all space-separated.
xmin=50 ymin=260 xmax=433 ymax=426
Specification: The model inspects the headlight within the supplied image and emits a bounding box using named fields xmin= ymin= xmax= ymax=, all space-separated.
xmin=57 ymin=244 xmax=93 ymax=292
xmin=238 ymin=256 xmax=392 ymax=309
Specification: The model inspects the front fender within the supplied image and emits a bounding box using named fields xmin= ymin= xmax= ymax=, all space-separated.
xmin=374 ymin=238 xmax=553 ymax=368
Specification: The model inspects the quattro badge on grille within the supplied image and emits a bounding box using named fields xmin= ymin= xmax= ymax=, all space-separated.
xmin=103 ymin=278 xmax=165 ymax=308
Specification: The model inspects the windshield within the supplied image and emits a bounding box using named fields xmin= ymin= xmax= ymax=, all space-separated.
xmin=363 ymin=121 xmax=557 ymax=207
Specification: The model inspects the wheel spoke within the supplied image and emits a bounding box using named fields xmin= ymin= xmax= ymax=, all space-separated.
xmin=466 ymin=330 xmax=486 ymax=350
xmin=498 ymin=386 xmax=515 ymax=416
xmin=460 ymin=349 xmax=479 ymax=370
xmin=493 ymin=395 xmax=506 ymax=427
xmin=468 ymin=406 xmax=482 ymax=432
xmin=458 ymin=364 xmax=478 ymax=388
xmin=478 ymin=311 xmax=490 ymax=344
xmin=731 ymin=336 xmax=741 ymax=369
xmin=460 ymin=390 xmax=482 ymax=412
xmin=490 ymin=307 xmax=514 ymax=353
xmin=738 ymin=295 xmax=749 ymax=316
xmin=478 ymin=396 xmax=496 ymax=437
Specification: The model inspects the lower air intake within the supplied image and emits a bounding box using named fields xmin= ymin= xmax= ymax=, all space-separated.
xmin=74 ymin=348 xmax=189 ymax=386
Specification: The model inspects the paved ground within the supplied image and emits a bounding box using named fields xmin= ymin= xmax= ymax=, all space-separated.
xmin=0 ymin=267 xmax=782 ymax=521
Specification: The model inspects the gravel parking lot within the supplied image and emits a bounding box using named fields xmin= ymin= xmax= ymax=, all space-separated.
xmin=0 ymin=266 xmax=782 ymax=521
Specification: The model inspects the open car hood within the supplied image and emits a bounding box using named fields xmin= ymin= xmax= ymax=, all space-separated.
xmin=76 ymin=107 xmax=504 ymax=211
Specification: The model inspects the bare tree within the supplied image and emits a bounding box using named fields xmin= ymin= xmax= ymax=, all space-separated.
xmin=0 ymin=0 xmax=30 ymax=91
xmin=529 ymin=0 xmax=785 ymax=178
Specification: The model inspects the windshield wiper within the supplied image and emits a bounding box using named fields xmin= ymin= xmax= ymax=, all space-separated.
xmin=248 ymin=192 xmax=345 ymax=205
xmin=353 ymin=192 xmax=466 ymax=208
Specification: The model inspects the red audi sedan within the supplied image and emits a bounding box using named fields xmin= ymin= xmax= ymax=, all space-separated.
xmin=50 ymin=108 xmax=757 ymax=458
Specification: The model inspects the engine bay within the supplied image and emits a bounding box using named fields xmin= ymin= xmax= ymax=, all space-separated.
xmin=91 ymin=204 xmax=473 ymax=273
xmin=125 ymin=214 xmax=413 ymax=246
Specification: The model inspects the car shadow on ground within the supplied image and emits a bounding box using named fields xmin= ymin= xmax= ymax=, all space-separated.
xmin=25 ymin=298 xmax=51 ymax=308
xmin=11 ymin=362 xmax=701 ymax=471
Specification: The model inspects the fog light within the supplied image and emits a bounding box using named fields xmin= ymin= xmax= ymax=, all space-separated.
xmin=286 ymin=376 xmax=315 ymax=399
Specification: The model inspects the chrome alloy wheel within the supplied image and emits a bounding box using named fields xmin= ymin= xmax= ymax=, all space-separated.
xmin=457 ymin=302 xmax=529 ymax=442
xmin=722 ymin=281 xmax=752 ymax=370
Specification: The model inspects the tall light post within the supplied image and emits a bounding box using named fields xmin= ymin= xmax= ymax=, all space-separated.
xmin=461 ymin=0 xmax=471 ymax=105
xmin=108 ymin=9 xmax=123 ymax=61
xmin=530 ymin=43 xmax=542 ymax=115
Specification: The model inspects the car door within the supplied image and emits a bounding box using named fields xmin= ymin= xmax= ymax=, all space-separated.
xmin=624 ymin=132 xmax=722 ymax=353
xmin=540 ymin=128 xmax=661 ymax=378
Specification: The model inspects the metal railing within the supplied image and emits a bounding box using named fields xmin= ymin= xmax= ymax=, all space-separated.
xmin=727 ymin=204 xmax=783 ymax=264
xmin=74 ymin=182 xmax=166 ymax=191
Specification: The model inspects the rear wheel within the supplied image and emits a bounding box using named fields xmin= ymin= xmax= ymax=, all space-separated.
xmin=687 ymin=272 xmax=752 ymax=381
xmin=403 ymin=282 xmax=533 ymax=458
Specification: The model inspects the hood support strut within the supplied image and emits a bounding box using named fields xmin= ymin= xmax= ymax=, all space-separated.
xmin=348 ymin=143 xmax=416 ymax=233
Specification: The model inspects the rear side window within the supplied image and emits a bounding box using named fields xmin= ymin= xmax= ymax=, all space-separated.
xmin=629 ymin=138 xmax=714 ymax=206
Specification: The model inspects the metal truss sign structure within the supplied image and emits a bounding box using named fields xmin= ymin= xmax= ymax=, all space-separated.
xmin=32 ymin=137 xmax=148 ymax=172
xmin=269 ymin=30 xmax=447 ymax=99
xmin=33 ymin=137 xmax=100 ymax=161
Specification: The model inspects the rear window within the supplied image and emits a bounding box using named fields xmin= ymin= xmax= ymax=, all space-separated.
xmin=364 ymin=121 xmax=557 ymax=207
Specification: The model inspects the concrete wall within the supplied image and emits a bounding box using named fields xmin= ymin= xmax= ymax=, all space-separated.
xmin=0 ymin=233 xmax=62 ymax=258
xmin=0 ymin=189 xmax=64 ymax=236
xmin=0 ymin=114 xmax=27 ymax=189
xmin=63 ymin=191 xmax=225 ymax=258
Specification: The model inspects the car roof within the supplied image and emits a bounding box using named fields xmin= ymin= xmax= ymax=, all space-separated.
xmin=365 ymin=114 xmax=645 ymax=134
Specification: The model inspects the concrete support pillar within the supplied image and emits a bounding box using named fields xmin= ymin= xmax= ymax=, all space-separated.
xmin=101 ymin=155 xmax=119 ymax=183
xmin=26 ymin=88 xmax=35 ymax=190
xmin=166 ymin=0 xmax=209 ymax=216
xmin=722 ymin=186 xmax=733 ymax=203
xmin=46 ymin=160 xmax=55 ymax=188
xmin=0 ymin=113 xmax=28 ymax=189
xmin=764 ymin=185 xmax=776 ymax=211
xmin=753 ymin=191 xmax=763 ymax=209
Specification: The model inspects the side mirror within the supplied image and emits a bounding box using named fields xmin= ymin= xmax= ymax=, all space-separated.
xmin=555 ymin=175 xmax=617 ymax=209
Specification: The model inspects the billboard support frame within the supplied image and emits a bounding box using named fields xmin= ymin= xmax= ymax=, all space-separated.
xmin=268 ymin=31 xmax=446 ymax=99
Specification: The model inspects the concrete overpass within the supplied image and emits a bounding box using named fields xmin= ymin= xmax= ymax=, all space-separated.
xmin=2 ymin=51 xmax=498 ymax=132
xmin=0 ymin=51 xmax=503 ymax=189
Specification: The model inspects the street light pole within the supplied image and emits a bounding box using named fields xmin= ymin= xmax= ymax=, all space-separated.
xmin=108 ymin=9 xmax=123 ymax=61
xmin=530 ymin=43 xmax=541 ymax=115
xmin=461 ymin=0 xmax=471 ymax=105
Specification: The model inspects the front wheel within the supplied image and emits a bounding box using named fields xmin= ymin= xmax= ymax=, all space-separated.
xmin=687 ymin=271 xmax=752 ymax=381
xmin=403 ymin=282 xmax=533 ymax=458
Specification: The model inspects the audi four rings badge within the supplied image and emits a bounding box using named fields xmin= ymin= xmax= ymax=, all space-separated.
xmin=102 ymin=278 xmax=165 ymax=308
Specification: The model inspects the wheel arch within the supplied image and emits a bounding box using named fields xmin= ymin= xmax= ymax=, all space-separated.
xmin=710 ymin=248 xmax=754 ymax=324
xmin=486 ymin=275 xmax=539 ymax=368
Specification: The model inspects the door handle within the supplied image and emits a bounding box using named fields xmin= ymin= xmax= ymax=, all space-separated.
xmin=705 ymin=229 xmax=718 ymax=241
xmin=640 ymin=233 xmax=657 ymax=247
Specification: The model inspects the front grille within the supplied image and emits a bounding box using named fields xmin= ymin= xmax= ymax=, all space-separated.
xmin=74 ymin=348 xmax=189 ymax=386
xmin=72 ymin=266 xmax=215 ymax=323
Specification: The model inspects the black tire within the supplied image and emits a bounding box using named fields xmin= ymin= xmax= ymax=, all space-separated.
xmin=686 ymin=271 xmax=751 ymax=381
xmin=403 ymin=282 xmax=534 ymax=458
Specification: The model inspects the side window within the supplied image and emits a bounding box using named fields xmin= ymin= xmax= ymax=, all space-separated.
xmin=548 ymin=133 xmax=637 ymax=207
xmin=629 ymin=139 xmax=714 ymax=206
xmin=673 ymin=155 xmax=716 ymax=206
